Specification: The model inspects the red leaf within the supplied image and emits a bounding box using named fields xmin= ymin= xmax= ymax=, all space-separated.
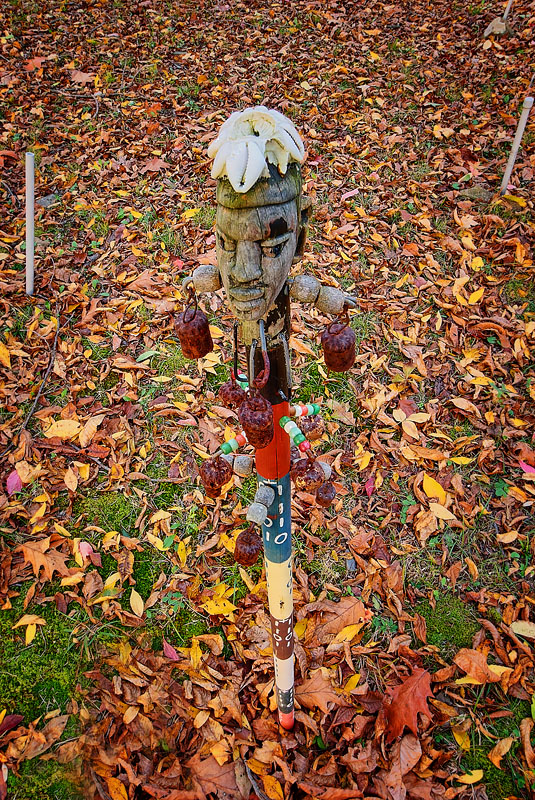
xmin=24 ymin=57 xmax=47 ymax=71
xmin=364 ymin=476 xmax=375 ymax=497
xmin=6 ymin=470 xmax=22 ymax=495
xmin=519 ymin=460 xmax=535 ymax=474
xmin=384 ymin=669 xmax=433 ymax=743
xmin=0 ymin=714 xmax=23 ymax=736
xmin=163 ymin=638 xmax=180 ymax=661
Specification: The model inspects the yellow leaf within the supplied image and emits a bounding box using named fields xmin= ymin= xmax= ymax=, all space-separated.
xmin=77 ymin=463 xmax=90 ymax=480
xmin=182 ymin=207 xmax=200 ymax=219
xmin=0 ymin=343 xmax=11 ymax=368
xmin=402 ymin=419 xmax=419 ymax=440
xmin=429 ymin=502 xmax=456 ymax=521
xmin=43 ymin=419 xmax=81 ymax=440
xmin=471 ymin=256 xmax=484 ymax=270
xmin=456 ymin=676 xmax=484 ymax=685
xmin=502 ymin=194 xmax=527 ymax=207
xmin=129 ymin=208 xmax=143 ymax=219
xmin=201 ymin=596 xmax=237 ymax=616
xmin=0 ymin=710 xmax=5 ymax=726
xmin=123 ymin=705 xmax=139 ymax=724
xmin=130 ymin=589 xmax=144 ymax=617
xmin=449 ymin=456 xmax=473 ymax=465
xmin=131 ymin=246 xmax=145 ymax=257
xmin=468 ymin=288 xmax=484 ymax=305
xmin=150 ymin=510 xmax=172 ymax=524
xmin=456 ymin=769 xmax=483 ymax=785
xmin=485 ymin=410 xmax=495 ymax=424
xmin=332 ymin=624 xmax=363 ymax=644
xmin=177 ymin=540 xmax=187 ymax=567
xmin=510 ymin=620 xmax=535 ymax=639
xmin=79 ymin=414 xmax=106 ymax=448
xmin=344 ymin=673 xmax=361 ymax=692
xmin=209 ymin=325 xmax=225 ymax=338
xmin=194 ymin=709 xmax=210 ymax=729
xmin=146 ymin=532 xmax=165 ymax=551
xmin=452 ymin=725 xmax=471 ymax=751
xmin=423 ymin=474 xmax=447 ymax=504
xmin=107 ymin=777 xmax=128 ymax=800
xmin=12 ymin=614 xmax=46 ymax=629
xmin=262 ymin=774 xmax=284 ymax=800
xmin=25 ymin=623 xmax=37 ymax=644
xmin=488 ymin=664 xmax=513 ymax=679
xmin=294 ymin=619 xmax=308 ymax=639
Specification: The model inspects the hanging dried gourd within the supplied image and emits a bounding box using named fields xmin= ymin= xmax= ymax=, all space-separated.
xmin=175 ymin=285 xmax=213 ymax=360
xmin=291 ymin=457 xmax=325 ymax=491
xmin=199 ymin=455 xmax=232 ymax=498
xmin=219 ymin=377 xmax=247 ymax=410
xmin=234 ymin=524 xmax=262 ymax=566
xmin=321 ymin=304 xmax=356 ymax=373
xmin=238 ymin=345 xmax=273 ymax=449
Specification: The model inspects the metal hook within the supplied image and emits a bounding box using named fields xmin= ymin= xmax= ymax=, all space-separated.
xmin=232 ymin=321 xmax=239 ymax=381
xmin=280 ymin=331 xmax=293 ymax=392
xmin=249 ymin=320 xmax=270 ymax=390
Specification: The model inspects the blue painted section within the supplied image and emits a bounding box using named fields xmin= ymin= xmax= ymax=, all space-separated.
xmin=258 ymin=472 xmax=292 ymax=564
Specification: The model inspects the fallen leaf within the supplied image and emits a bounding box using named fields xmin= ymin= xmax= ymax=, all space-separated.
xmin=384 ymin=669 xmax=433 ymax=743
xmin=296 ymin=669 xmax=348 ymax=714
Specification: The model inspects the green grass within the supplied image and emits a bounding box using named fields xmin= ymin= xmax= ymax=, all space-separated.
xmin=8 ymin=759 xmax=83 ymax=800
xmin=73 ymin=490 xmax=140 ymax=535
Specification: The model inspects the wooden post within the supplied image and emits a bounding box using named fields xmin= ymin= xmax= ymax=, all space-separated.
xmin=25 ymin=152 xmax=35 ymax=296
xmin=500 ymin=96 xmax=534 ymax=195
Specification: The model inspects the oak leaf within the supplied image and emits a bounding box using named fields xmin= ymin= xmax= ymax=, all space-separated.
xmin=453 ymin=649 xmax=507 ymax=684
xmin=186 ymin=753 xmax=238 ymax=798
xmin=384 ymin=668 xmax=433 ymax=743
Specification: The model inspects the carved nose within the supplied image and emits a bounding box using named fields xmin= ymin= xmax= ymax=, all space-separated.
xmin=231 ymin=241 xmax=263 ymax=283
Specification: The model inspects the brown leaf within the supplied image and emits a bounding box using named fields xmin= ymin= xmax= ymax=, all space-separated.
xmin=295 ymin=668 xmax=348 ymax=714
xmin=307 ymin=596 xmax=372 ymax=646
xmin=70 ymin=69 xmax=95 ymax=84
xmin=453 ymin=649 xmax=505 ymax=684
xmin=186 ymin=753 xmax=238 ymax=798
xmin=520 ymin=718 xmax=535 ymax=769
xmin=487 ymin=736 xmax=514 ymax=769
xmin=384 ymin=669 xmax=433 ymax=743
xmin=17 ymin=539 xmax=70 ymax=581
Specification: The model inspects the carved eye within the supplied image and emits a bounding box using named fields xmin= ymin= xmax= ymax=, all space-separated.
xmin=261 ymin=240 xmax=286 ymax=258
xmin=217 ymin=233 xmax=236 ymax=252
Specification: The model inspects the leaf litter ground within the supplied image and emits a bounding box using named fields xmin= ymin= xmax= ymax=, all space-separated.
xmin=0 ymin=0 xmax=534 ymax=798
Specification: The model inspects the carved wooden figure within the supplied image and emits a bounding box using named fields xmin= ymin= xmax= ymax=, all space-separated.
xmin=182 ymin=107 xmax=356 ymax=730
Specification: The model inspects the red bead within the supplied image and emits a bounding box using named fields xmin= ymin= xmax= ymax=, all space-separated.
xmin=299 ymin=440 xmax=311 ymax=452
xmin=236 ymin=433 xmax=246 ymax=447
xmin=300 ymin=404 xmax=309 ymax=415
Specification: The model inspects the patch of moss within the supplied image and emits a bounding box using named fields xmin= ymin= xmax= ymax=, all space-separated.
xmin=462 ymin=746 xmax=517 ymax=800
xmin=73 ymin=490 xmax=140 ymax=535
xmin=7 ymin=758 xmax=83 ymax=800
xmin=415 ymin=593 xmax=479 ymax=657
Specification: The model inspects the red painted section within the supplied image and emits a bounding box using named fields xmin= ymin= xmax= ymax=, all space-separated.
xmin=255 ymin=401 xmax=291 ymax=480
xmin=278 ymin=710 xmax=294 ymax=730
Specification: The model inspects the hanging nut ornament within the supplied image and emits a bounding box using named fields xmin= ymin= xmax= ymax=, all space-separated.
xmin=299 ymin=414 xmax=325 ymax=441
xmin=175 ymin=286 xmax=213 ymax=360
xmin=291 ymin=458 xmax=325 ymax=491
xmin=316 ymin=481 xmax=336 ymax=508
xmin=234 ymin=525 xmax=262 ymax=566
xmin=238 ymin=392 xmax=274 ymax=449
xmin=321 ymin=305 xmax=356 ymax=373
xmin=219 ymin=379 xmax=247 ymax=410
xmin=199 ymin=455 xmax=232 ymax=498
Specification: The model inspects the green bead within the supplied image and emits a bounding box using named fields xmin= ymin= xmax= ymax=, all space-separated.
xmin=312 ymin=403 xmax=320 ymax=415
xmin=294 ymin=433 xmax=306 ymax=444
xmin=221 ymin=441 xmax=232 ymax=454
xmin=238 ymin=380 xmax=249 ymax=390
xmin=279 ymin=416 xmax=291 ymax=428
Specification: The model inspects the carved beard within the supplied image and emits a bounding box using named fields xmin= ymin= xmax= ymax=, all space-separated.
xmin=215 ymin=200 xmax=299 ymax=321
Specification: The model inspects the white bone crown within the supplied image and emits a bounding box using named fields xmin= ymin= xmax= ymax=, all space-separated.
xmin=208 ymin=106 xmax=305 ymax=193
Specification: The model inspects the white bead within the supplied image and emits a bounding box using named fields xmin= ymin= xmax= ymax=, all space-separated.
xmin=247 ymin=502 xmax=268 ymax=525
xmin=293 ymin=406 xmax=302 ymax=417
xmin=284 ymin=421 xmax=294 ymax=434
xmin=255 ymin=484 xmax=275 ymax=507
xmin=233 ymin=455 xmax=254 ymax=477
xmin=318 ymin=460 xmax=332 ymax=480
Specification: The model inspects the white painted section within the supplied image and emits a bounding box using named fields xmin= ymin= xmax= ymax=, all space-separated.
xmin=274 ymin=655 xmax=294 ymax=690
xmin=265 ymin=557 xmax=293 ymax=619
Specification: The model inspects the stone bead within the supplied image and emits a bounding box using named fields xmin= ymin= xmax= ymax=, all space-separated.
xmin=254 ymin=484 xmax=275 ymax=508
xmin=246 ymin=502 xmax=268 ymax=525
xmin=221 ymin=453 xmax=234 ymax=467
xmin=233 ymin=454 xmax=254 ymax=477
xmin=289 ymin=274 xmax=321 ymax=304
xmin=191 ymin=264 xmax=222 ymax=293
xmin=315 ymin=285 xmax=346 ymax=315
xmin=317 ymin=460 xmax=332 ymax=480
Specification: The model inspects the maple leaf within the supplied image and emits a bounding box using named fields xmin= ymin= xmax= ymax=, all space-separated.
xmin=16 ymin=539 xmax=70 ymax=581
xmin=295 ymin=668 xmax=349 ymax=714
xmin=383 ymin=669 xmax=433 ymax=743
xmin=70 ymin=69 xmax=95 ymax=84
xmin=140 ymin=157 xmax=169 ymax=173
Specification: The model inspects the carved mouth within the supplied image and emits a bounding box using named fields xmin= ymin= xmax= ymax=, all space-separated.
xmin=229 ymin=285 xmax=265 ymax=304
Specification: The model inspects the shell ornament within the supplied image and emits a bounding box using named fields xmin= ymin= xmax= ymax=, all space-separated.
xmin=208 ymin=106 xmax=305 ymax=193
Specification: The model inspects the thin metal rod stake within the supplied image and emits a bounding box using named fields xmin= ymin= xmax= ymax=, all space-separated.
xmin=25 ymin=152 xmax=35 ymax=296
xmin=502 ymin=0 xmax=514 ymax=21
xmin=500 ymin=96 xmax=533 ymax=195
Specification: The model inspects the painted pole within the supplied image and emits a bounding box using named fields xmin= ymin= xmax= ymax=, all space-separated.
xmin=25 ymin=152 xmax=35 ymax=296
xmin=248 ymin=293 xmax=295 ymax=729
xmin=500 ymin=95 xmax=533 ymax=195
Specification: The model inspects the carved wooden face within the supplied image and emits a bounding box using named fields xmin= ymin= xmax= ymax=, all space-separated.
xmin=216 ymin=200 xmax=299 ymax=321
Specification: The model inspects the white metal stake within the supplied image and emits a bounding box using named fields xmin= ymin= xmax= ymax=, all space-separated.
xmin=25 ymin=152 xmax=35 ymax=296
xmin=502 ymin=0 xmax=514 ymax=21
xmin=500 ymin=96 xmax=533 ymax=195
